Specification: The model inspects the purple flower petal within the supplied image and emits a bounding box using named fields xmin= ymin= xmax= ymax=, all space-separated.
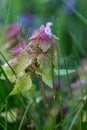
xmin=28 ymin=22 xmax=58 ymax=52
xmin=45 ymin=22 xmax=52 ymax=35
xmin=20 ymin=40 xmax=26 ymax=49
xmin=10 ymin=40 xmax=26 ymax=54
xmin=5 ymin=24 xmax=20 ymax=39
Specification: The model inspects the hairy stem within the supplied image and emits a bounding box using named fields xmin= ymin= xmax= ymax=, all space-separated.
xmin=38 ymin=75 xmax=50 ymax=116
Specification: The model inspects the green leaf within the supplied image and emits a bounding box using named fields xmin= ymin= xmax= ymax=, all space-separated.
xmin=16 ymin=44 xmax=39 ymax=78
xmin=36 ymin=69 xmax=75 ymax=88
xmin=16 ymin=51 xmax=31 ymax=78
xmin=42 ymin=70 xmax=53 ymax=88
xmin=54 ymin=69 xmax=76 ymax=76
xmin=36 ymin=52 xmax=53 ymax=88
xmin=0 ymin=108 xmax=17 ymax=123
xmin=0 ymin=67 xmax=16 ymax=82
xmin=10 ymin=74 xmax=32 ymax=95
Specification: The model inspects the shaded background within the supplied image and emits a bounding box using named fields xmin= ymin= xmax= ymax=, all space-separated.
xmin=0 ymin=0 xmax=87 ymax=58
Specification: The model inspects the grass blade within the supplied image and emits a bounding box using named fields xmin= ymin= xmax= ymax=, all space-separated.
xmin=0 ymin=0 xmax=12 ymax=46
xmin=18 ymin=103 xmax=31 ymax=130
xmin=69 ymin=105 xmax=83 ymax=130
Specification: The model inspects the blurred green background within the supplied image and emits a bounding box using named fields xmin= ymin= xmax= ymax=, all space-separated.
xmin=0 ymin=0 xmax=87 ymax=57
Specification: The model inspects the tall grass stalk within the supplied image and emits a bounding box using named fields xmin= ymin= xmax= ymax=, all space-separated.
xmin=0 ymin=0 xmax=12 ymax=46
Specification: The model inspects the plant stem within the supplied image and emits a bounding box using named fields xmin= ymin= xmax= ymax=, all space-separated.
xmin=38 ymin=75 xmax=50 ymax=116
xmin=18 ymin=103 xmax=30 ymax=130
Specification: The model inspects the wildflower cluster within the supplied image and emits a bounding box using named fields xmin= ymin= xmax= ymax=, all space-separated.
xmin=2 ymin=22 xmax=59 ymax=97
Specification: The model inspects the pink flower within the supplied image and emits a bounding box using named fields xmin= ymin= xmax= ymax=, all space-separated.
xmin=3 ymin=24 xmax=26 ymax=51
xmin=5 ymin=24 xmax=21 ymax=40
xmin=10 ymin=40 xmax=25 ymax=54
xmin=29 ymin=22 xmax=58 ymax=52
